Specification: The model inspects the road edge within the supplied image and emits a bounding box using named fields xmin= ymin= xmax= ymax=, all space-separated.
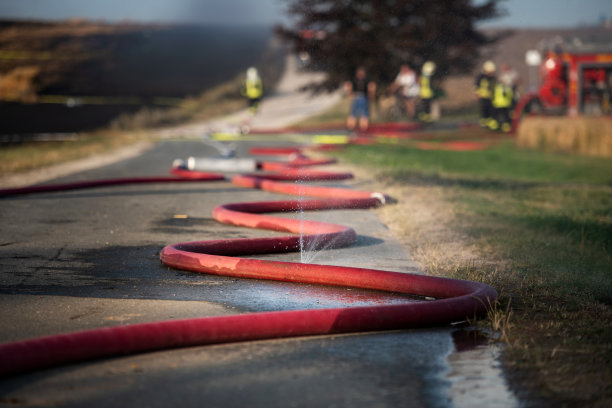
xmin=0 ymin=141 xmax=154 ymax=188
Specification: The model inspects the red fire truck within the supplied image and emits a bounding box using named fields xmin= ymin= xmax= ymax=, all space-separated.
xmin=513 ymin=36 xmax=612 ymax=130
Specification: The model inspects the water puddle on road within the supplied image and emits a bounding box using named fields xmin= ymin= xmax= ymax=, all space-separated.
xmin=445 ymin=329 xmax=519 ymax=407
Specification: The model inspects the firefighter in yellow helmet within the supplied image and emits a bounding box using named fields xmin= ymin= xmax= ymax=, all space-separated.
xmin=242 ymin=67 xmax=263 ymax=113
xmin=418 ymin=61 xmax=437 ymax=122
xmin=474 ymin=60 xmax=496 ymax=127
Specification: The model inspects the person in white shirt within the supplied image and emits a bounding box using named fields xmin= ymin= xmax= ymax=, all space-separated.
xmin=388 ymin=64 xmax=420 ymax=119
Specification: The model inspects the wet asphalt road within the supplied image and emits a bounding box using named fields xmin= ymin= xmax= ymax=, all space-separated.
xmin=0 ymin=139 xmax=502 ymax=407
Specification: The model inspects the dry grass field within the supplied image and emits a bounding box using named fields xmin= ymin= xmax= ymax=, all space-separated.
xmin=517 ymin=116 xmax=612 ymax=157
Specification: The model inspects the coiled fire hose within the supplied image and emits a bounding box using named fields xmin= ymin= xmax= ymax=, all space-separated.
xmin=0 ymin=147 xmax=497 ymax=376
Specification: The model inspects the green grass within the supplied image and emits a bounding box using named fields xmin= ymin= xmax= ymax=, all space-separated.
xmin=336 ymin=142 xmax=612 ymax=303
xmin=332 ymin=138 xmax=612 ymax=405
xmin=340 ymin=140 xmax=612 ymax=185
xmin=459 ymin=184 xmax=611 ymax=301
xmin=342 ymin=141 xmax=612 ymax=300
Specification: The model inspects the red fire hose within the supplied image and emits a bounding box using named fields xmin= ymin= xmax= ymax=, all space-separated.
xmin=0 ymin=168 xmax=224 ymax=196
xmin=0 ymin=148 xmax=497 ymax=376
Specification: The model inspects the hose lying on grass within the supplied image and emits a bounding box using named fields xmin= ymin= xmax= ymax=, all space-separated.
xmin=0 ymin=147 xmax=497 ymax=376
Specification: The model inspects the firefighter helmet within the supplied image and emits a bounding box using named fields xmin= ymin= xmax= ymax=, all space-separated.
xmin=422 ymin=61 xmax=436 ymax=76
xmin=247 ymin=67 xmax=259 ymax=81
xmin=483 ymin=60 xmax=496 ymax=73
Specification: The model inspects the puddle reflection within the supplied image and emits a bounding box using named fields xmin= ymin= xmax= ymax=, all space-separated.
xmin=219 ymin=280 xmax=424 ymax=312
xmin=446 ymin=329 xmax=519 ymax=407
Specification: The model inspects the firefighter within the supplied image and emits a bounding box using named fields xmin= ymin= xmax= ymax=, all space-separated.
xmin=418 ymin=61 xmax=436 ymax=122
xmin=499 ymin=63 xmax=519 ymax=110
xmin=474 ymin=61 xmax=496 ymax=127
xmin=490 ymin=76 xmax=514 ymax=132
xmin=242 ymin=67 xmax=263 ymax=114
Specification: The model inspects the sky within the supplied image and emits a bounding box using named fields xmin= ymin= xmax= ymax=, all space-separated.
xmin=0 ymin=0 xmax=610 ymax=28
xmin=480 ymin=0 xmax=612 ymax=28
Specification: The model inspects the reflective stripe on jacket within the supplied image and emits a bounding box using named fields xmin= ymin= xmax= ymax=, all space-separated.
xmin=475 ymin=74 xmax=493 ymax=99
xmin=245 ymin=78 xmax=263 ymax=99
xmin=419 ymin=76 xmax=433 ymax=99
xmin=492 ymin=83 xmax=513 ymax=108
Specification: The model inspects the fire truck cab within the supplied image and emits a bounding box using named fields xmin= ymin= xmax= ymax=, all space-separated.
xmin=538 ymin=40 xmax=612 ymax=116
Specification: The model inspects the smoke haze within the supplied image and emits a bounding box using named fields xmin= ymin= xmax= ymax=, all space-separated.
xmin=0 ymin=0 xmax=284 ymax=26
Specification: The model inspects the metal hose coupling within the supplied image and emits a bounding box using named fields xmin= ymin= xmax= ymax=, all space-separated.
xmin=370 ymin=192 xmax=387 ymax=205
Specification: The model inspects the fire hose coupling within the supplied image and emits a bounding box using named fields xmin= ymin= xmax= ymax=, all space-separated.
xmin=186 ymin=156 xmax=258 ymax=173
xmin=172 ymin=158 xmax=186 ymax=169
xmin=370 ymin=192 xmax=388 ymax=205
xmin=288 ymin=152 xmax=308 ymax=161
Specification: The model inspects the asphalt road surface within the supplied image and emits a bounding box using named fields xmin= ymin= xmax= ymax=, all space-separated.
xmin=0 ymin=139 xmax=518 ymax=408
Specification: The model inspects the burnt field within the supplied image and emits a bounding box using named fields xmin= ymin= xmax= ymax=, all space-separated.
xmin=0 ymin=20 xmax=276 ymax=135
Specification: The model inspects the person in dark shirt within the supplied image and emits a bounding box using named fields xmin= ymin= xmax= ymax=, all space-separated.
xmin=344 ymin=66 xmax=376 ymax=131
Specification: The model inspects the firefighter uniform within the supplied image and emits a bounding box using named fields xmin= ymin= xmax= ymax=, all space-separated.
xmin=242 ymin=67 xmax=263 ymax=113
xmin=475 ymin=61 xmax=496 ymax=127
xmin=418 ymin=61 xmax=436 ymax=122
xmin=490 ymin=81 xmax=514 ymax=132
